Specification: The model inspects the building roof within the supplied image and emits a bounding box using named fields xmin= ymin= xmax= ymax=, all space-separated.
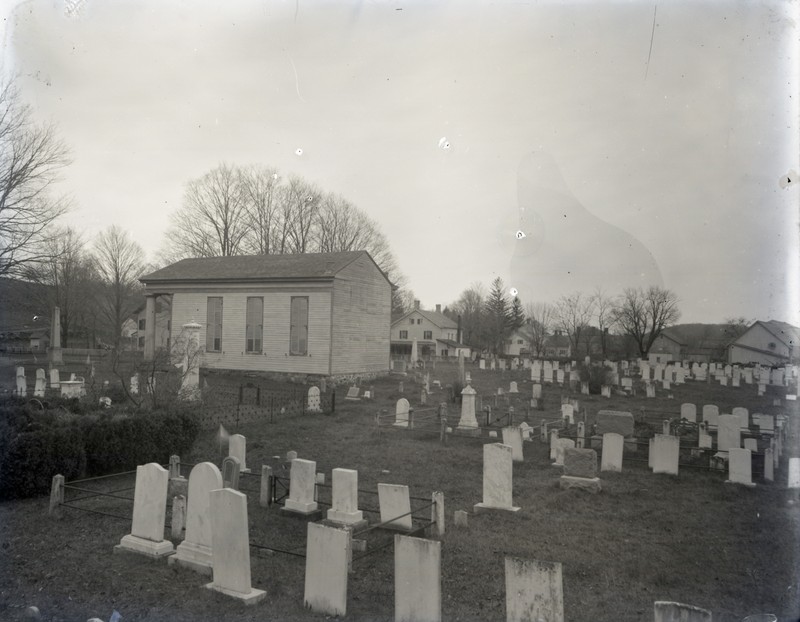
xmin=436 ymin=339 xmax=470 ymax=349
xmin=758 ymin=320 xmax=800 ymax=348
xmin=391 ymin=308 xmax=458 ymax=330
xmin=545 ymin=334 xmax=570 ymax=348
xmin=140 ymin=251 xmax=388 ymax=285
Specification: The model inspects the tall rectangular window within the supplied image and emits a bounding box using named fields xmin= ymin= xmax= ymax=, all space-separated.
xmin=400 ymin=330 xmax=408 ymax=339
xmin=206 ymin=297 xmax=223 ymax=352
xmin=290 ymin=296 xmax=309 ymax=355
xmin=423 ymin=330 xmax=432 ymax=340
xmin=246 ymin=297 xmax=263 ymax=353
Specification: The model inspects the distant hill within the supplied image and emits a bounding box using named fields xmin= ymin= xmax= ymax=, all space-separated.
xmin=0 ymin=278 xmax=52 ymax=331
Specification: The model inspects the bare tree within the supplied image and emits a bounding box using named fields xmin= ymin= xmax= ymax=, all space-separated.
xmin=449 ymin=282 xmax=487 ymax=349
xmin=240 ymin=165 xmax=281 ymax=255
xmin=0 ymin=80 xmax=71 ymax=277
xmin=279 ymin=176 xmax=321 ymax=254
xmin=25 ymin=226 xmax=98 ymax=347
xmin=613 ymin=286 xmax=681 ymax=357
xmin=93 ymin=226 xmax=146 ymax=349
xmin=554 ymin=291 xmax=596 ymax=357
xmin=523 ymin=301 xmax=554 ymax=357
xmin=164 ymin=163 xmax=249 ymax=259
xmin=592 ymin=288 xmax=615 ymax=358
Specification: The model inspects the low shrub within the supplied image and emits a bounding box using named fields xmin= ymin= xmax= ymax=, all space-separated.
xmin=0 ymin=396 xmax=199 ymax=500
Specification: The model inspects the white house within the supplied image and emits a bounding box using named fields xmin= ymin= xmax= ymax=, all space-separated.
xmin=728 ymin=320 xmax=799 ymax=366
xmin=390 ymin=302 xmax=470 ymax=358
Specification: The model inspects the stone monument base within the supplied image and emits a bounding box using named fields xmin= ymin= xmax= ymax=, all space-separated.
xmin=326 ymin=509 xmax=367 ymax=528
xmin=454 ymin=425 xmax=480 ymax=437
xmin=168 ymin=541 xmax=213 ymax=575
xmin=114 ymin=535 xmax=174 ymax=559
xmin=559 ymin=476 xmax=602 ymax=493
xmin=204 ymin=583 xmax=266 ymax=605
xmin=473 ymin=502 xmax=521 ymax=514
xmin=281 ymin=501 xmax=323 ymax=520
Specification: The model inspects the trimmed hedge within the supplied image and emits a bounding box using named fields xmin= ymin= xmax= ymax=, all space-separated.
xmin=0 ymin=398 xmax=199 ymax=500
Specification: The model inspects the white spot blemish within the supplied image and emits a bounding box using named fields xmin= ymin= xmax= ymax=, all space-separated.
xmin=509 ymin=288 xmax=518 ymax=296
xmin=438 ymin=137 xmax=451 ymax=150
xmin=295 ymin=148 xmax=303 ymax=156
xmin=515 ymin=230 xmax=526 ymax=240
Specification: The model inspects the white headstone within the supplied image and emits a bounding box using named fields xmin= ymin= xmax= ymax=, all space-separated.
xmin=303 ymin=523 xmax=350 ymax=616
xmin=788 ymin=458 xmax=800 ymax=489
xmin=204 ymin=488 xmax=266 ymax=604
xmin=509 ymin=381 xmax=518 ymax=394
xmin=474 ymin=443 xmax=520 ymax=512
xmin=601 ymin=433 xmax=624 ymax=472
xmin=701 ymin=405 xmax=719 ymax=427
xmin=653 ymin=602 xmax=712 ymax=622
xmin=378 ymin=483 xmax=412 ymax=530
xmin=115 ymin=463 xmax=174 ymax=558
xmin=502 ymin=427 xmax=524 ymax=462
xmin=505 ymin=557 xmax=564 ymax=622
xmin=49 ymin=367 xmax=60 ymax=389
xmin=560 ymin=403 xmax=574 ymax=424
xmin=680 ymin=403 xmax=697 ymax=423
xmin=553 ymin=439 xmax=575 ymax=467
xmin=15 ymin=366 xmax=26 ymax=397
xmin=283 ymin=459 xmax=319 ymax=514
xmin=651 ymin=434 xmax=679 ymax=475
xmin=327 ymin=468 xmax=364 ymax=525
xmin=228 ymin=434 xmax=250 ymax=473
xmin=726 ymin=448 xmax=755 ymax=487
xmin=395 ymin=535 xmax=441 ymax=622
xmin=34 ymin=368 xmax=46 ymax=397
xmin=456 ymin=385 xmax=478 ymax=431
xmin=170 ymin=462 xmax=223 ymax=574
xmin=717 ymin=415 xmax=741 ymax=452
xmin=732 ymin=407 xmax=749 ymax=430
xmin=395 ymin=398 xmax=411 ymax=427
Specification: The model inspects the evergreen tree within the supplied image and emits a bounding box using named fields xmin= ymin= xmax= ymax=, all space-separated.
xmin=485 ymin=277 xmax=512 ymax=355
xmin=510 ymin=296 xmax=525 ymax=332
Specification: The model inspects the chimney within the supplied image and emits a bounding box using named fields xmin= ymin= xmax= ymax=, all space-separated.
xmin=435 ymin=304 xmax=441 ymax=314
xmin=457 ymin=314 xmax=462 ymax=344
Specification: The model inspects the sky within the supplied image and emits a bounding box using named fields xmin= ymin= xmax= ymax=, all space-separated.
xmin=4 ymin=0 xmax=799 ymax=325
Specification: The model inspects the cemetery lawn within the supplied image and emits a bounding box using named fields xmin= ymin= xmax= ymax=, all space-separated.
xmin=1 ymin=362 xmax=799 ymax=621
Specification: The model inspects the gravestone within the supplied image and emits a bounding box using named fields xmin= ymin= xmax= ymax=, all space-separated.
xmin=726 ymin=448 xmax=755 ymax=487
xmin=553 ymin=439 xmax=575 ymax=467
xmin=395 ymin=535 xmax=441 ymax=622
xmin=345 ymin=386 xmax=361 ymax=401
xmin=621 ymin=377 xmax=633 ymax=390
xmin=646 ymin=383 xmax=656 ymax=398
xmin=519 ymin=422 xmax=532 ymax=442
xmin=34 ymin=369 xmax=46 ymax=397
xmin=229 ymin=434 xmax=250 ymax=474
xmin=543 ymin=362 xmax=552 ymax=383
xmin=307 ymin=387 xmax=321 ymax=412
xmin=327 ymin=468 xmax=365 ymax=527
xmin=601 ymin=433 xmax=624 ymax=472
xmin=170 ymin=462 xmax=223 ymax=575
xmin=757 ymin=414 xmax=774 ymax=434
xmin=474 ymin=443 xmax=520 ymax=513
xmin=743 ymin=438 xmax=758 ymax=452
xmin=560 ymin=447 xmax=601 ymax=492
xmin=420 ymin=388 xmax=427 ymax=405
xmin=15 ymin=367 xmax=26 ymax=397
xmin=395 ymin=398 xmax=411 ymax=428
xmin=556 ymin=369 xmax=564 ymax=384
xmin=576 ymin=421 xmax=585 ymax=449
xmin=304 ymin=523 xmax=350 ymax=616
xmin=596 ymin=411 xmax=634 ymax=437
xmin=680 ymin=403 xmax=697 ymax=423
xmin=701 ymin=405 xmax=719 ymax=427
xmin=601 ymin=385 xmax=611 ymax=398
xmin=788 ymin=458 xmax=800 ymax=489
xmin=204 ymin=488 xmax=266 ymax=604
xmin=221 ymin=456 xmax=241 ymax=490
xmin=560 ymin=404 xmax=574 ymax=424
xmin=651 ymin=434 xmax=680 ymax=475
xmin=717 ymin=415 xmax=741 ymax=452
xmin=698 ymin=423 xmax=713 ymax=449
xmin=283 ymin=458 xmax=319 ymax=515
xmin=764 ymin=448 xmax=774 ymax=481
xmin=456 ymin=385 xmax=479 ymax=433
xmin=502 ymin=427 xmax=524 ymax=462
xmin=114 ymin=463 xmax=174 ymax=558
xmin=653 ymin=602 xmax=712 ymax=622
xmin=549 ymin=429 xmax=559 ymax=460
xmin=49 ymin=368 xmax=60 ymax=390
xmin=732 ymin=406 xmax=749 ymax=430
xmin=509 ymin=381 xmax=518 ymax=394
xmin=532 ymin=384 xmax=542 ymax=399
xmin=505 ymin=557 xmax=564 ymax=622
xmin=287 ymin=450 xmax=298 ymax=461
xmin=479 ymin=359 xmax=485 ymax=370
xmin=454 ymin=510 xmax=468 ymax=527
xmin=378 ymin=483 xmax=412 ymax=530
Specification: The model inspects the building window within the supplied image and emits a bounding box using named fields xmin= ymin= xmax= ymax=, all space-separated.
xmin=290 ymin=296 xmax=308 ymax=355
xmin=517 ymin=339 xmax=523 ymax=345
xmin=409 ymin=318 xmax=414 ymax=324
xmin=138 ymin=318 xmax=145 ymax=331
xmin=424 ymin=331 xmax=432 ymax=340
xmin=246 ymin=297 xmax=263 ymax=353
xmin=400 ymin=330 xmax=408 ymax=339
xmin=206 ymin=297 xmax=223 ymax=352
xmin=417 ymin=319 xmax=422 ymax=324
xmin=138 ymin=336 xmax=144 ymax=349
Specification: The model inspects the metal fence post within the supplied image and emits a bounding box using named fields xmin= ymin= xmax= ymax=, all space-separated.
xmin=260 ymin=465 xmax=273 ymax=508
xmin=431 ymin=491 xmax=445 ymax=538
xmin=49 ymin=474 xmax=64 ymax=519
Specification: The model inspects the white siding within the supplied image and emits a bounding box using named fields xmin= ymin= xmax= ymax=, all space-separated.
xmin=171 ymin=289 xmax=331 ymax=375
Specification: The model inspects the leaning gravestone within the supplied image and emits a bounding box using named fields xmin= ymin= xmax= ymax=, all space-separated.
xmin=114 ymin=463 xmax=174 ymax=558
xmin=169 ymin=462 xmax=223 ymax=575
xmin=378 ymin=483 xmax=412 ymax=530
xmin=502 ymin=426 xmax=524 ymax=462
xmin=205 ymin=488 xmax=266 ymax=604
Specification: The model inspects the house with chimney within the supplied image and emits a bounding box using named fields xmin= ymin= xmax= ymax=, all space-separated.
xmin=390 ymin=301 xmax=471 ymax=359
xmin=727 ymin=320 xmax=799 ymax=366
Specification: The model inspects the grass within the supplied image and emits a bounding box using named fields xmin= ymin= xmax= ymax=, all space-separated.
xmin=0 ymin=360 xmax=798 ymax=621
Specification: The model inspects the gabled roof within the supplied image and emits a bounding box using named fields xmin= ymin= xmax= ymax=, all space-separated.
xmin=140 ymin=251 xmax=388 ymax=285
xmin=436 ymin=338 xmax=470 ymax=349
xmin=391 ymin=308 xmax=458 ymax=330
xmin=545 ymin=334 xmax=570 ymax=348
xmin=752 ymin=320 xmax=800 ymax=349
